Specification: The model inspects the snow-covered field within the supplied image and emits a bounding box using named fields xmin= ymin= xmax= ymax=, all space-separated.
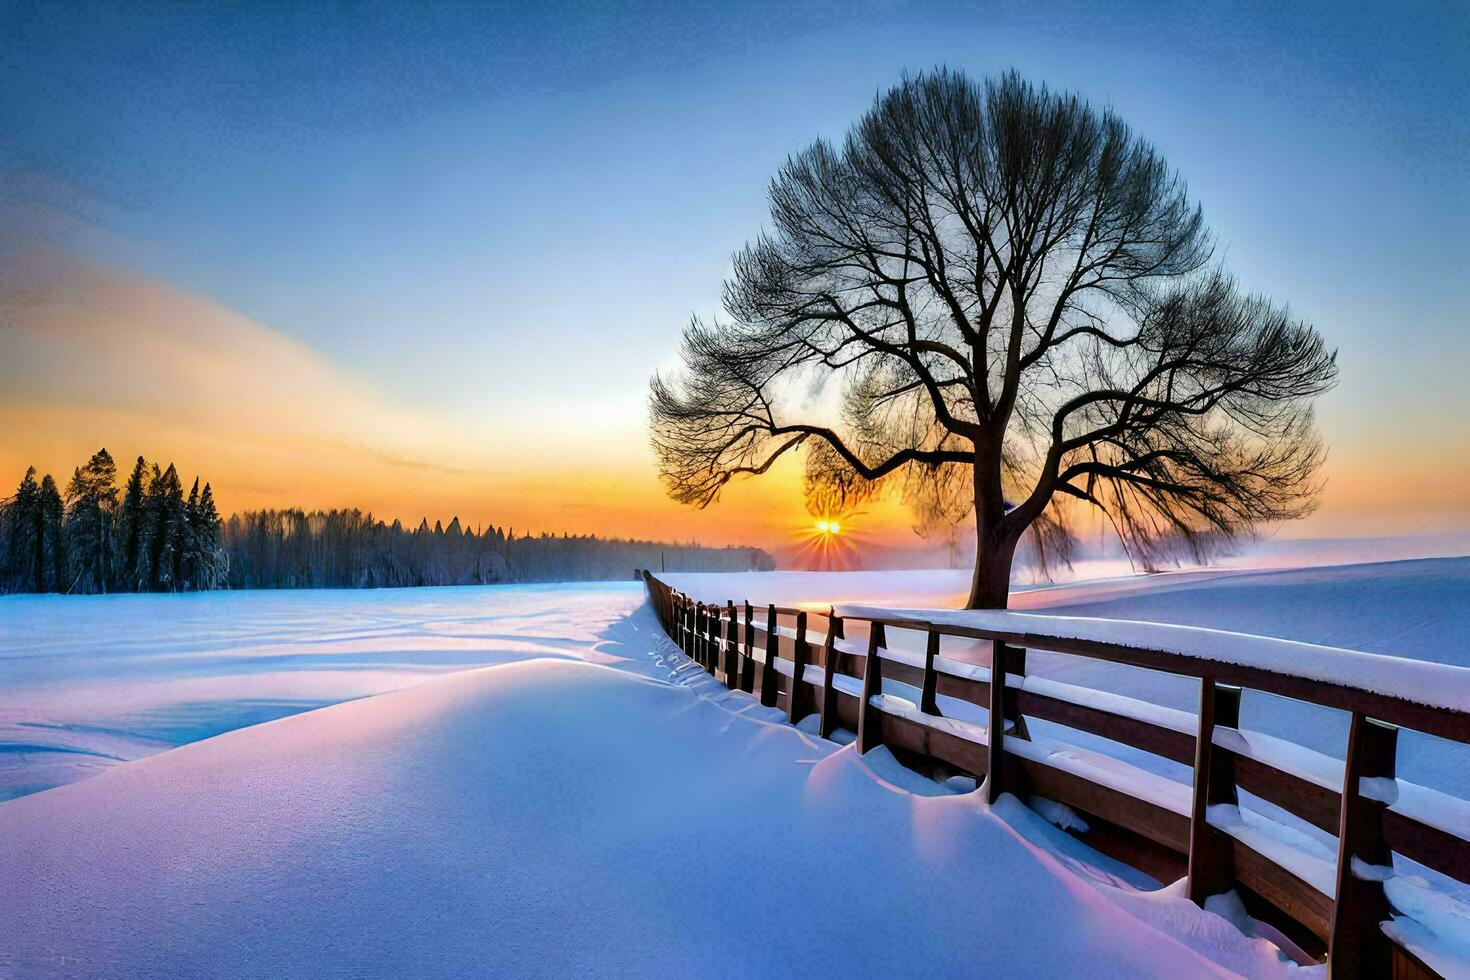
xmin=0 ymin=583 xmax=637 ymax=801
xmin=4 ymin=581 xmax=1305 ymax=978
xmin=2 ymin=556 xmax=1468 ymax=975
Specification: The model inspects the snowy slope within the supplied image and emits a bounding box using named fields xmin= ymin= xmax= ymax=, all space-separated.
xmin=1 ymin=615 xmax=1303 ymax=978
xmin=0 ymin=582 xmax=642 ymax=800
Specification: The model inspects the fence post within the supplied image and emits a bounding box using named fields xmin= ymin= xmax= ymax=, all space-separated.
xmin=1187 ymin=678 xmax=1242 ymax=903
xmin=759 ymin=605 xmax=780 ymax=708
xmin=1327 ymin=714 xmax=1399 ymax=977
xmin=694 ymin=603 xmax=706 ymax=665
xmin=857 ymin=623 xmax=887 ymax=754
xmin=787 ymin=611 xmax=811 ymax=723
xmin=985 ymin=641 xmax=1014 ymax=803
xmin=818 ymin=614 xmax=844 ymax=738
xmin=1006 ymin=646 xmax=1030 ymax=740
xmin=920 ymin=629 xmax=941 ymax=716
xmin=724 ymin=600 xmax=739 ymax=687
xmin=705 ymin=604 xmax=720 ymax=676
xmin=740 ymin=602 xmax=755 ymax=693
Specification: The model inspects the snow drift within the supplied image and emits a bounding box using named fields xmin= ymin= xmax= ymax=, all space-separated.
xmin=2 ymin=649 xmax=1300 ymax=977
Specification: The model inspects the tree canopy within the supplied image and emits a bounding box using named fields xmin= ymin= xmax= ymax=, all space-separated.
xmin=651 ymin=69 xmax=1337 ymax=606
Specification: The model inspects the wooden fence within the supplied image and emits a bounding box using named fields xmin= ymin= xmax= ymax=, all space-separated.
xmin=642 ymin=572 xmax=1468 ymax=978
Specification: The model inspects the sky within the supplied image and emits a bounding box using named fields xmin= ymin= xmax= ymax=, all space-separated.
xmin=2 ymin=0 xmax=1467 ymax=553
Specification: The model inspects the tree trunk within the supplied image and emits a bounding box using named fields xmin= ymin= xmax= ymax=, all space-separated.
xmin=967 ymin=444 xmax=1018 ymax=610
xmin=966 ymin=530 xmax=1017 ymax=609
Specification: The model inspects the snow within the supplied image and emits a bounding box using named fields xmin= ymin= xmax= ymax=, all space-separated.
xmin=1024 ymin=674 xmax=1197 ymax=733
xmin=1031 ymin=795 xmax=1091 ymax=833
xmin=674 ymin=558 xmax=1470 ymax=969
xmin=1009 ymin=734 xmax=1193 ymax=816
xmin=1207 ymin=803 xmax=1339 ymax=896
xmin=5 ymin=557 xmax=1469 ymax=974
xmin=0 ymin=591 xmax=1308 ymax=978
xmin=869 ymin=692 xmax=990 ymax=744
xmin=0 ymin=583 xmax=639 ymax=801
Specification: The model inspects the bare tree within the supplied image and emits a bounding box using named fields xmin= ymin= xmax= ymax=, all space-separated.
xmin=650 ymin=69 xmax=1337 ymax=608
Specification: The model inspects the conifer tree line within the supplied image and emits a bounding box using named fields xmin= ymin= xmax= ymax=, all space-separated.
xmin=0 ymin=449 xmax=226 ymax=594
xmin=221 ymin=510 xmax=774 ymax=588
xmin=1 ymin=449 xmax=774 ymax=594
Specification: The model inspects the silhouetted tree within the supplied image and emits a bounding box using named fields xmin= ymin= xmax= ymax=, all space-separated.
xmin=651 ymin=69 xmax=1338 ymax=607
xmin=147 ymin=464 xmax=186 ymax=591
xmin=189 ymin=481 xmax=225 ymax=589
xmin=115 ymin=456 xmax=150 ymax=591
xmin=38 ymin=474 xmax=66 ymax=592
xmin=64 ymin=448 xmax=118 ymax=593
xmin=2 ymin=468 xmax=43 ymax=592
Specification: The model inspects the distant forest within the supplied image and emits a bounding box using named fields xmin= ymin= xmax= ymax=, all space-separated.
xmin=0 ymin=448 xmax=774 ymax=595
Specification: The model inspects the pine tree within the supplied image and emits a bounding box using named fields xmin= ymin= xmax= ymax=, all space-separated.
xmin=38 ymin=474 xmax=66 ymax=592
xmin=63 ymin=448 xmax=118 ymax=593
xmin=114 ymin=456 xmax=149 ymax=591
xmin=147 ymin=464 xmax=185 ymax=591
xmin=196 ymin=482 xmax=224 ymax=589
xmin=2 ymin=468 xmax=42 ymax=592
xmin=182 ymin=477 xmax=201 ymax=589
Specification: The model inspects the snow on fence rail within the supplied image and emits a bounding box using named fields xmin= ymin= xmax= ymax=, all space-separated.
xmin=641 ymin=572 xmax=1469 ymax=979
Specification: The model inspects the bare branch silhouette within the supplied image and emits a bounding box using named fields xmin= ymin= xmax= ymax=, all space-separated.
xmin=651 ymin=69 xmax=1337 ymax=607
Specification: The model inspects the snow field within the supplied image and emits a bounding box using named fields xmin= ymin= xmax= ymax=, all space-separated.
xmin=1 ymin=596 xmax=1307 ymax=978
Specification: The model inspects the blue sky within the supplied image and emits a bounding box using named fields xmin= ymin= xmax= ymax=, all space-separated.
xmin=2 ymin=0 xmax=1467 ymax=540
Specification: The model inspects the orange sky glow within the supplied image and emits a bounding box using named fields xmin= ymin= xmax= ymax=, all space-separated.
xmin=2 ymin=247 xmax=1466 ymax=555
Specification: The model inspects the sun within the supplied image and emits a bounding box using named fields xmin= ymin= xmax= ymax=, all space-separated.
xmin=793 ymin=512 xmax=862 ymax=570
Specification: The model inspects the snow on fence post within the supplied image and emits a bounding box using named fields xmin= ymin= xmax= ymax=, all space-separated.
xmin=1327 ymin=714 xmax=1399 ymax=977
xmin=740 ymin=602 xmax=756 ymax=693
xmin=787 ymin=611 xmax=811 ymax=724
xmin=1187 ymin=679 xmax=1242 ymax=904
xmin=759 ymin=605 xmax=780 ymax=708
xmin=920 ymin=630 xmax=941 ymax=716
xmin=724 ymin=600 xmax=740 ymax=687
xmin=818 ymin=614 xmax=844 ymax=738
xmin=857 ymin=622 xmax=887 ymax=753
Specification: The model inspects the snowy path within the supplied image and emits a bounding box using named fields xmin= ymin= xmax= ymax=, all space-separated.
xmin=0 ymin=595 xmax=1300 ymax=978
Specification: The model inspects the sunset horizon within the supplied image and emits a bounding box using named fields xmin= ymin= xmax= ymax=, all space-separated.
xmin=5 ymin=4 xmax=1469 ymax=977
xmin=5 ymin=2 xmax=1467 ymax=561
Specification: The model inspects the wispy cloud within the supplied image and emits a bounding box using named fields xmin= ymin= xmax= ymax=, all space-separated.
xmin=0 ymin=247 xmax=812 ymax=543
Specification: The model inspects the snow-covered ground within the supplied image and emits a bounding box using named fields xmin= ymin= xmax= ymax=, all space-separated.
xmin=2 ymin=588 xmax=1304 ymax=977
xmin=0 ymin=583 xmax=637 ymax=801
xmin=2 ymin=556 xmax=1468 ymax=975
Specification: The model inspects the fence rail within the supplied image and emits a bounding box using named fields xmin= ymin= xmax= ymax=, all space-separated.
xmin=641 ymin=572 xmax=1467 ymax=978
